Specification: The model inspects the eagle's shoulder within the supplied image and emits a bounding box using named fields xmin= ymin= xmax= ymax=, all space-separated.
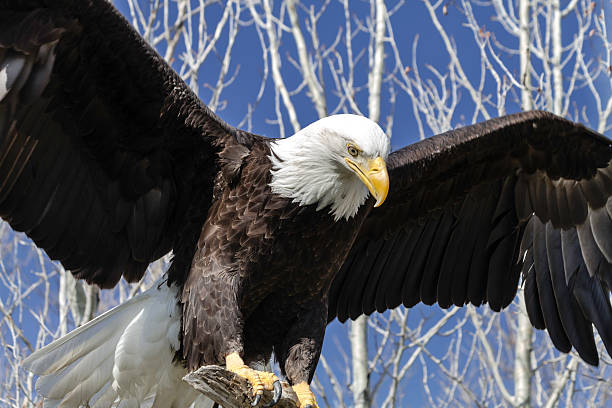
xmin=212 ymin=134 xmax=272 ymax=198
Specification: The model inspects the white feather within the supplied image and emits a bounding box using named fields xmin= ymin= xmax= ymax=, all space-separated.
xmin=269 ymin=114 xmax=390 ymax=220
xmin=0 ymin=65 xmax=8 ymax=101
xmin=24 ymin=285 xmax=160 ymax=373
xmin=90 ymin=381 xmax=118 ymax=408
xmin=23 ymin=281 xmax=209 ymax=408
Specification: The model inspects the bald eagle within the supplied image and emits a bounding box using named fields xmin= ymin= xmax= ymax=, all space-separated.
xmin=1 ymin=1 xmax=611 ymax=407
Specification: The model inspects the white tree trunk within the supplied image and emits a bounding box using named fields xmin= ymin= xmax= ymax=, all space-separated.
xmin=350 ymin=1 xmax=387 ymax=406
xmin=58 ymin=269 xmax=68 ymax=337
xmin=514 ymin=291 xmax=533 ymax=407
xmin=551 ymin=0 xmax=562 ymax=115
xmin=515 ymin=2 xmax=534 ymax=406
xmin=350 ymin=316 xmax=370 ymax=408
xmin=59 ymin=268 xmax=99 ymax=331
xmin=368 ymin=0 xmax=386 ymax=122
xmin=519 ymin=0 xmax=533 ymax=112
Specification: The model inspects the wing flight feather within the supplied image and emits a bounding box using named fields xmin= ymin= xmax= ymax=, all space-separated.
xmin=328 ymin=111 xmax=612 ymax=364
xmin=0 ymin=0 xmax=245 ymax=287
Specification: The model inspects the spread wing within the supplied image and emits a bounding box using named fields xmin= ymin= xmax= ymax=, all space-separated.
xmin=328 ymin=110 xmax=612 ymax=365
xmin=0 ymin=0 xmax=246 ymax=287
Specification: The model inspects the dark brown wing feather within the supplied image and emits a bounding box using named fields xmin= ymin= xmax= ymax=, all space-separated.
xmin=328 ymin=111 xmax=612 ymax=365
xmin=0 ymin=0 xmax=252 ymax=287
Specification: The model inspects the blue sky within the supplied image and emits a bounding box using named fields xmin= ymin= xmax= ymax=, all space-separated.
xmin=1 ymin=0 xmax=611 ymax=406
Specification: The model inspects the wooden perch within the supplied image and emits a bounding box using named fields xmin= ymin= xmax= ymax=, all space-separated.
xmin=183 ymin=366 xmax=299 ymax=408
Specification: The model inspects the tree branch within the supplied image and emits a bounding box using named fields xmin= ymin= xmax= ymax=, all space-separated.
xmin=184 ymin=366 xmax=299 ymax=408
xmin=287 ymin=0 xmax=326 ymax=118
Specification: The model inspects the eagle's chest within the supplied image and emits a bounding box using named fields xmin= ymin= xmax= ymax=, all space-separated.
xmin=247 ymin=204 xmax=362 ymax=299
xmin=199 ymin=178 xmax=368 ymax=312
xmin=235 ymin=201 xmax=367 ymax=352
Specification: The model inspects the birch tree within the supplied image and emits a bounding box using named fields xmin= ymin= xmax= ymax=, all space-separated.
xmin=1 ymin=1 xmax=611 ymax=407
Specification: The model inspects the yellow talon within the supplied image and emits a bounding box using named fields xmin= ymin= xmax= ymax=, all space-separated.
xmin=225 ymin=352 xmax=282 ymax=406
xmin=292 ymin=382 xmax=318 ymax=408
xmin=258 ymin=371 xmax=280 ymax=390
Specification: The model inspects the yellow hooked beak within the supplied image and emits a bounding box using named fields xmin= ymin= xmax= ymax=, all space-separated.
xmin=345 ymin=156 xmax=389 ymax=207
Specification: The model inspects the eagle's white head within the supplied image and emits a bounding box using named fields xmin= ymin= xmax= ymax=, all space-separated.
xmin=269 ymin=114 xmax=391 ymax=221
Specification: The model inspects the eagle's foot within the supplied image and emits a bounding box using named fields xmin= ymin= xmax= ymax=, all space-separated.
xmin=225 ymin=352 xmax=282 ymax=407
xmin=292 ymin=382 xmax=318 ymax=408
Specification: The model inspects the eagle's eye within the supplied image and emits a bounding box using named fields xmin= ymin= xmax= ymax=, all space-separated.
xmin=347 ymin=144 xmax=360 ymax=157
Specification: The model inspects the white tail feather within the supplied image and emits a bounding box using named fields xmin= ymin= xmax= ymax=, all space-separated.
xmin=23 ymin=281 xmax=208 ymax=408
xmin=24 ymin=291 xmax=151 ymax=375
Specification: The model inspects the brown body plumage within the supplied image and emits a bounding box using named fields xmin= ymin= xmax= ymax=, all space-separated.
xmin=181 ymin=140 xmax=369 ymax=381
xmin=2 ymin=0 xmax=612 ymax=406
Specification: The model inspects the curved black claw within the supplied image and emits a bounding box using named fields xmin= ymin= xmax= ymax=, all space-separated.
xmin=304 ymin=405 xmax=313 ymax=408
xmin=252 ymin=393 xmax=262 ymax=407
xmin=264 ymin=380 xmax=283 ymax=407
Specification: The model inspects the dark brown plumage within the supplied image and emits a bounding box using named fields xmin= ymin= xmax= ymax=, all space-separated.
xmin=2 ymin=0 xmax=612 ymax=405
xmin=328 ymin=113 xmax=612 ymax=366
